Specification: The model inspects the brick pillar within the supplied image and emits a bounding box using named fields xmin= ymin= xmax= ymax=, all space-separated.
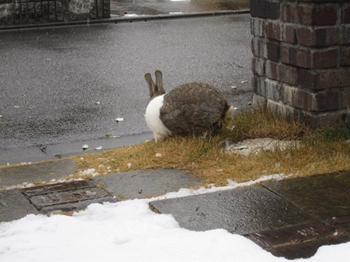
xmin=250 ymin=0 xmax=350 ymax=128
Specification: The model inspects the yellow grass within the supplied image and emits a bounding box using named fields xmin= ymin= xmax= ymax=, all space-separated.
xmin=68 ymin=109 xmax=350 ymax=186
xmin=2 ymin=109 xmax=350 ymax=188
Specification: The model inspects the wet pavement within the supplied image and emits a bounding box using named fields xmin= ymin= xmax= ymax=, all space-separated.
xmin=94 ymin=168 xmax=202 ymax=199
xmin=0 ymin=159 xmax=76 ymax=187
xmin=150 ymin=171 xmax=350 ymax=259
xmin=0 ymin=165 xmax=202 ymax=219
xmin=0 ymin=161 xmax=350 ymax=259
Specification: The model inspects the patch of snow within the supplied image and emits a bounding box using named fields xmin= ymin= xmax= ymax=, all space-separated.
xmin=0 ymin=198 xmax=349 ymax=261
xmin=0 ymin=174 xmax=349 ymax=261
xmin=154 ymin=173 xmax=289 ymax=201
xmin=79 ymin=168 xmax=99 ymax=177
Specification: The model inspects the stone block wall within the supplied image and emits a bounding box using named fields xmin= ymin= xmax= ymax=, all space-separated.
xmin=251 ymin=0 xmax=350 ymax=128
xmin=0 ymin=0 xmax=110 ymax=26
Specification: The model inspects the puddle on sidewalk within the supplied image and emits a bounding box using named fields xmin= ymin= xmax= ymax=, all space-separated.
xmin=111 ymin=0 xmax=250 ymax=16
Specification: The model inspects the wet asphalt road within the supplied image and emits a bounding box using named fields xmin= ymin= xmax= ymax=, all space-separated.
xmin=0 ymin=14 xmax=253 ymax=150
xmin=110 ymin=0 xmax=250 ymax=16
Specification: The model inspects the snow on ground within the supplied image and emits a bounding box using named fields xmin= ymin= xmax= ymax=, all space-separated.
xmin=0 ymin=175 xmax=349 ymax=262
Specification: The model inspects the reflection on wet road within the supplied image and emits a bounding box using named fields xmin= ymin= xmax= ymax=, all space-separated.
xmin=111 ymin=0 xmax=249 ymax=16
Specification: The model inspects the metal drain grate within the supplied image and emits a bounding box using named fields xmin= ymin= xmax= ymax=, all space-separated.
xmin=21 ymin=180 xmax=116 ymax=214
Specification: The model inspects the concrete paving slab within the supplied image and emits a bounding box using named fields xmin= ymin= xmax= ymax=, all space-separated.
xmin=325 ymin=216 xmax=350 ymax=235
xmin=266 ymin=236 xmax=350 ymax=260
xmin=247 ymin=222 xmax=337 ymax=249
xmin=0 ymin=147 xmax=54 ymax=166
xmin=0 ymin=190 xmax=39 ymax=223
xmin=149 ymin=185 xmax=314 ymax=235
xmin=94 ymin=168 xmax=202 ymax=200
xmin=263 ymin=171 xmax=350 ymax=221
xmin=247 ymin=222 xmax=350 ymax=259
xmin=0 ymin=160 xmax=76 ymax=188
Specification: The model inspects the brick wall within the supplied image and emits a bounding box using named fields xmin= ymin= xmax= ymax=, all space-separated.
xmin=0 ymin=0 xmax=110 ymax=26
xmin=251 ymin=0 xmax=350 ymax=128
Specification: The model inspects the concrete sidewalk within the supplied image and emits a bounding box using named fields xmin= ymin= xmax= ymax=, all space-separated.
xmin=0 ymin=158 xmax=349 ymax=259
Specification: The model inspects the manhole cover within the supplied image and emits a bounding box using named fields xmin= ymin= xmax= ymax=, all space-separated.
xmin=21 ymin=180 xmax=116 ymax=214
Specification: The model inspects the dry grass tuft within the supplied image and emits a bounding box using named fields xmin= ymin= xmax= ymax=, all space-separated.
xmin=223 ymin=108 xmax=309 ymax=141
xmin=69 ymin=108 xmax=350 ymax=186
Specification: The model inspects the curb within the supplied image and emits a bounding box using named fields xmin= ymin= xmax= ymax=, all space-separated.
xmin=0 ymin=132 xmax=154 ymax=166
xmin=0 ymin=9 xmax=250 ymax=31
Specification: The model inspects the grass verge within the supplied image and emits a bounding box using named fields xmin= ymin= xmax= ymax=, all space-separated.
xmin=69 ymin=108 xmax=350 ymax=186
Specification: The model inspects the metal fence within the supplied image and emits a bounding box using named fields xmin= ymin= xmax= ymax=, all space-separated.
xmin=0 ymin=0 xmax=110 ymax=25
